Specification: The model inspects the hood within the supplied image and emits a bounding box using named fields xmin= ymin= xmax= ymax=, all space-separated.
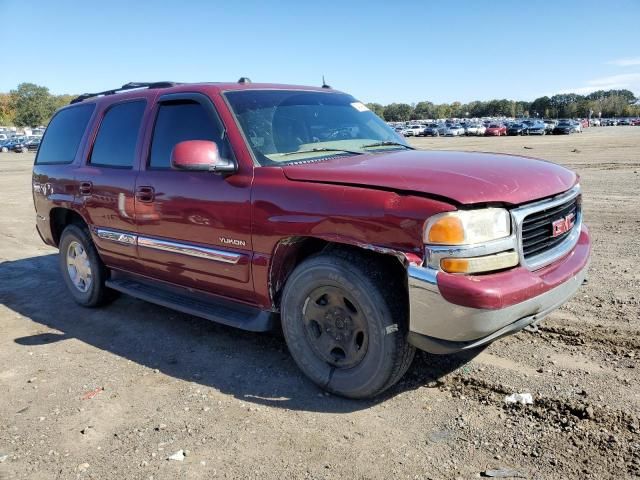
xmin=282 ymin=150 xmax=576 ymax=205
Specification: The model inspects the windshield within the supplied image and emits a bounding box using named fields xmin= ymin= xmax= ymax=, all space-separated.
xmin=225 ymin=90 xmax=408 ymax=165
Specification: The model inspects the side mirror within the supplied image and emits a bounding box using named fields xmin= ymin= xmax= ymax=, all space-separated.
xmin=170 ymin=140 xmax=237 ymax=175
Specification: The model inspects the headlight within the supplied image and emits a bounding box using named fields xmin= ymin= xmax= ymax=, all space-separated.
xmin=425 ymin=208 xmax=511 ymax=245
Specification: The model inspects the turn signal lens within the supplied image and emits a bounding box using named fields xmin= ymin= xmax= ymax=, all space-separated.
xmin=425 ymin=208 xmax=511 ymax=246
xmin=441 ymin=251 xmax=519 ymax=274
xmin=427 ymin=216 xmax=464 ymax=244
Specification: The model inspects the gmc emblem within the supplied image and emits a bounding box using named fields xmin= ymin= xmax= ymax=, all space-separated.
xmin=552 ymin=213 xmax=576 ymax=237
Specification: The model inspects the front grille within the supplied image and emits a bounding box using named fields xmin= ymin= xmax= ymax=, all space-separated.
xmin=521 ymin=196 xmax=579 ymax=260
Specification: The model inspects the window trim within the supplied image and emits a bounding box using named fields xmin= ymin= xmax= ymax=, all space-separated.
xmin=145 ymin=92 xmax=235 ymax=171
xmin=87 ymin=98 xmax=147 ymax=169
xmin=34 ymin=103 xmax=96 ymax=165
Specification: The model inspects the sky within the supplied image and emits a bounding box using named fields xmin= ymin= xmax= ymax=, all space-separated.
xmin=1 ymin=0 xmax=639 ymax=104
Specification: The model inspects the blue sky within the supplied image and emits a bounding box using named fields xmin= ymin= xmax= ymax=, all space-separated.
xmin=1 ymin=0 xmax=639 ymax=104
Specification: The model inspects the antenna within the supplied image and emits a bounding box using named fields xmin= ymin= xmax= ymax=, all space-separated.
xmin=321 ymin=75 xmax=331 ymax=89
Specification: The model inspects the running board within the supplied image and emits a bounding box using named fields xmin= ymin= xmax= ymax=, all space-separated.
xmin=105 ymin=276 xmax=274 ymax=332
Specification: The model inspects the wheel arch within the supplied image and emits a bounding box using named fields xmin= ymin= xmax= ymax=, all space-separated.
xmin=50 ymin=207 xmax=89 ymax=247
xmin=269 ymin=236 xmax=411 ymax=317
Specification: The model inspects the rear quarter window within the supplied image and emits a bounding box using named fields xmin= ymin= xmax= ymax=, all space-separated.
xmin=35 ymin=104 xmax=95 ymax=164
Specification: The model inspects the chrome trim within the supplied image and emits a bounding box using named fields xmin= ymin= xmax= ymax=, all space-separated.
xmin=137 ymin=236 xmax=241 ymax=264
xmin=425 ymin=235 xmax=517 ymax=269
xmin=511 ymin=184 xmax=582 ymax=271
xmin=407 ymin=256 xmax=589 ymax=343
xmin=96 ymin=228 xmax=137 ymax=245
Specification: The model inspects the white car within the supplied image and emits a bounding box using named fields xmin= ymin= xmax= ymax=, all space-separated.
xmin=445 ymin=124 xmax=465 ymax=136
xmin=402 ymin=125 xmax=425 ymax=137
xmin=571 ymin=121 xmax=582 ymax=133
xmin=464 ymin=124 xmax=486 ymax=136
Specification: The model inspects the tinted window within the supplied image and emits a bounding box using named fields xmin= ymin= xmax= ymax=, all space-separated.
xmin=36 ymin=104 xmax=94 ymax=164
xmin=90 ymin=101 xmax=146 ymax=168
xmin=149 ymin=101 xmax=229 ymax=169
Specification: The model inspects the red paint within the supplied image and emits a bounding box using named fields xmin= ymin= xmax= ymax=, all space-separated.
xmin=437 ymin=226 xmax=591 ymax=310
xmin=171 ymin=140 xmax=219 ymax=169
xmin=485 ymin=124 xmax=507 ymax=136
xmin=32 ymin=82 xmax=589 ymax=313
xmin=282 ymin=150 xmax=577 ymax=205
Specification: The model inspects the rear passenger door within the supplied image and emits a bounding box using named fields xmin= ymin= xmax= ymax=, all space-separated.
xmin=75 ymin=99 xmax=147 ymax=272
xmin=134 ymin=93 xmax=254 ymax=301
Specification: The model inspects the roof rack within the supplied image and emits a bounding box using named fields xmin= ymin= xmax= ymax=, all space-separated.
xmin=69 ymin=81 xmax=179 ymax=104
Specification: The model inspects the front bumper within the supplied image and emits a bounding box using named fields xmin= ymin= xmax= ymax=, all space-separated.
xmin=406 ymin=226 xmax=590 ymax=354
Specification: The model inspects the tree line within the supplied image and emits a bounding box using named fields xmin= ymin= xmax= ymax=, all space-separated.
xmin=366 ymin=89 xmax=639 ymax=122
xmin=0 ymin=83 xmax=75 ymax=127
xmin=1 ymin=83 xmax=638 ymax=127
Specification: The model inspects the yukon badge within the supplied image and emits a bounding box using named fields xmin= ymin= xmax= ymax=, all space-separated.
xmin=219 ymin=237 xmax=246 ymax=247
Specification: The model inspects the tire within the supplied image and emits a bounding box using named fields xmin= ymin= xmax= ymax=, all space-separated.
xmin=59 ymin=224 xmax=116 ymax=307
xmin=281 ymin=251 xmax=415 ymax=399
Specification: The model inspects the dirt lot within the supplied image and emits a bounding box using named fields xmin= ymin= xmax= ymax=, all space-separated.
xmin=1 ymin=127 xmax=639 ymax=479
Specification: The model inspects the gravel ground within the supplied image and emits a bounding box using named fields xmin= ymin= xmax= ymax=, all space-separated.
xmin=0 ymin=127 xmax=638 ymax=480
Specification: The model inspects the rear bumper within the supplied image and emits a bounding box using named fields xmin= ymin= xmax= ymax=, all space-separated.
xmin=406 ymin=226 xmax=590 ymax=354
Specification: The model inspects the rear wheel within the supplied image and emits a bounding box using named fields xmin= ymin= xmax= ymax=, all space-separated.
xmin=59 ymin=224 xmax=117 ymax=307
xmin=281 ymin=252 xmax=415 ymax=399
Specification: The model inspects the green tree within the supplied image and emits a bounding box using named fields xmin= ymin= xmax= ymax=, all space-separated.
xmin=0 ymin=93 xmax=16 ymax=125
xmin=365 ymin=102 xmax=385 ymax=118
xmin=382 ymin=103 xmax=413 ymax=122
xmin=413 ymin=101 xmax=435 ymax=119
xmin=11 ymin=83 xmax=56 ymax=127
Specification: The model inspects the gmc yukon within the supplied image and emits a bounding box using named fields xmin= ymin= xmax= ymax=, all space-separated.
xmin=32 ymin=81 xmax=590 ymax=398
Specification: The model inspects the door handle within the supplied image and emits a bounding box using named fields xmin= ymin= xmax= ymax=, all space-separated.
xmin=79 ymin=181 xmax=92 ymax=195
xmin=136 ymin=186 xmax=155 ymax=203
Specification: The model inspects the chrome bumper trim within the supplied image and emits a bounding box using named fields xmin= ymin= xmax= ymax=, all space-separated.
xmin=407 ymin=256 xmax=588 ymax=345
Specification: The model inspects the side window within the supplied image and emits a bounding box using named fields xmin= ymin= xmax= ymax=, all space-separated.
xmin=36 ymin=104 xmax=95 ymax=164
xmin=90 ymin=101 xmax=146 ymax=168
xmin=149 ymin=100 xmax=230 ymax=169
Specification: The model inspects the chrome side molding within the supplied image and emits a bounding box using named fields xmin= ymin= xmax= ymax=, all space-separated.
xmin=137 ymin=236 xmax=241 ymax=264
xmin=94 ymin=228 xmax=241 ymax=264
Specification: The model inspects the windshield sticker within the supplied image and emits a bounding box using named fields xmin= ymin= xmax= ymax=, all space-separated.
xmin=351 ymin=102 xmax=369 ymax=112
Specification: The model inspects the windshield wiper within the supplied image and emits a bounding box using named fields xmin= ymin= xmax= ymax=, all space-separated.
xmin=361 ymin=141 xmax=415 ymax=150
xmin=276 ymin=147 xmax=363 ymax=157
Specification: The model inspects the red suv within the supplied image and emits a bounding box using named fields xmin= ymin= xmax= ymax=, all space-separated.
xmin=32 ymin=81 xmax=590 ymax=398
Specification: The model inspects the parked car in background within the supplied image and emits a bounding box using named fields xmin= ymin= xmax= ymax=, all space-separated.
xmin=617 ymin=119 xmax=631 ymax=126
xmin=485 ymin=123 xmax=507 ymax=136
xmin=525 ymin=120 xmax=546 ymax=135
xmin=544 ymin=120 xmax=557 ymax=134
xmin=423 ymin=123 xmax=445 ymax=136
xmin=464 ymin=123 xmax=486 ymax=136
xmin=571 ymin=121 xmax=582 ymax=133
xmin=0 ymin=137 xmax=26 ymax=152
xmin=507 ymin=123 xmax=528 ymax=136
xmin=553 ymin=120 xmax=574 ymax=135
xmin=401 ymin=125 xmax=426 ymax=137
xmin=12 ymin=137 xmax=41 ymax=153
xmin=631 ymin=119 xmax=640 ymax=126
xmin=444 ymin=124 xmax=465 ymax=136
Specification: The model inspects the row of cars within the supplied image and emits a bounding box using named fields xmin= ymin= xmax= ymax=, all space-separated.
xmin=0 ymin=137 xmax=41 ymax=153
xmin=396 ymin=116 xmax=640 ymax=138
xmin=396 ymin=118 xmax=589 ymax=137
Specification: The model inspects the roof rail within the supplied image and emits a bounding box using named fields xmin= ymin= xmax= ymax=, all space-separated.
xmin=69 ymin=81 xmax=179 ymax=104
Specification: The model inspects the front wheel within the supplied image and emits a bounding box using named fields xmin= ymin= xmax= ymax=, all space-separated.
xmin=59 ymin=224 xmax=117 ymax=307
xmin=281 ymin=252 xmax=415 ymax=399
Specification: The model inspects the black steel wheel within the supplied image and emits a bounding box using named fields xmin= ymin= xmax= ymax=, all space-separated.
xmin=281 ymin=251 xmax=415 ymax=399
